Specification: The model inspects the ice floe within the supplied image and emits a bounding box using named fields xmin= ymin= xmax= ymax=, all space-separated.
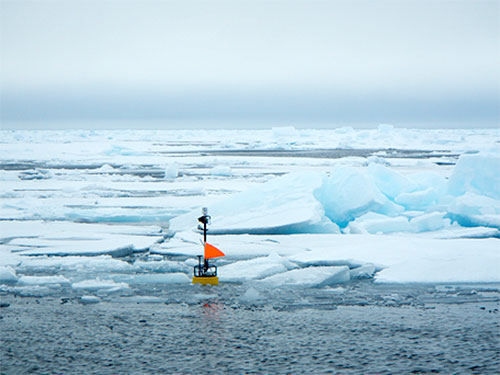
xmin=258 ymin=266 xmax=351 ymax=287
xmin=218 ymin=252 xmax=297 ymax=282
xmin=17 ymin=275 xmax=70 ymax=286
xmin=1 ymin=129 xmax=499 ymax=289
xmin=0 ymin=266 xmax=18 ymax=283
xmin=170 ymin=172 xmax=338 ymax=235
xmin=71 ymin=278 xmax=130 ymax=293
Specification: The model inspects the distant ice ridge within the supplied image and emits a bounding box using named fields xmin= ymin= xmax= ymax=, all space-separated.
xmin=170 ymin=153 xmax=500 ymax=235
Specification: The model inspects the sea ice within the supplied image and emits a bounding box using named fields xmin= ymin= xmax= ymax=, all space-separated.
xmin=165 ymin=163 xmax=180 ymax=179
xmin=238 ymin=287 xmax=263 ymax=304
xmin=3 ymin=285 xmax=55 ymax=297
xmin=169 ymin=172 xmax=338 ymax=235
xmin=80 ymin=295 xmax=101 ymax=304
xmin=447 ymin=153 xmax=500 ymax=199
xmin=71 ymin=278 xmax=130 ymax=292
xmin=132 ymin=259 xmax=188 ymax=273
xmin=18 ymin=255 xmax=133 ymax=273
xmin=17 ymin=275 xmax=70 ymax=286
xmin=447 ymin=192 xmax=500 ymax=228
xmin=315 ymin=166 xmax=403 ymax=227
xmin=210 ymin=165 xmax=232 ymax=177
xmin=1 ymin=221 xmax=162 ymax=256
xmin=395 ymin=188 xmax=440 ymax=210
xmin=111 ymin=273 xmax=190 ymax=285
xmin=350 ymin=264 xmax=376 ymax=279
xmin=368 ymin=163 xmax=414 ymax=200
xmin=410 ymin=212 xmax=450 ymax=232
xmin=0 ymin=266 xmax=18 ymax=283
xmin=218 ymin=252 xmax=297 ymax=282
xmin=347 ymin=213 xmax=411 ymax=234
xmin=258 ymin=266 xmax=350 ymax=287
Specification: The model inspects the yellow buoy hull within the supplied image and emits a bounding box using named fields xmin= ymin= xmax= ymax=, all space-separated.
xmin=192 ymin=276 xmax=219 ymax=285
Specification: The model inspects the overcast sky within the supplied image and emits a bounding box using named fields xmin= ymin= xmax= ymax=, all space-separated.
xmin=1 ymin=0 xmax=498 ymax=129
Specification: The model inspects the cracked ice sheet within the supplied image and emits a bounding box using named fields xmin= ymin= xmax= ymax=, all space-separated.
xmin=169 ymin=172 xmax=338 ymax=235
xmin=159 ymin=233 xmax=500 ymax=283
xmin=284 ymin=234 xmax=500 ymax=284
xmin=0 ymin=221 xmax=163 ymax=257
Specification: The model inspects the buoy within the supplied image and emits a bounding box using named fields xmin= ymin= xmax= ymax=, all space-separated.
xmin=192 ymin=208 xmax=225 ymax=285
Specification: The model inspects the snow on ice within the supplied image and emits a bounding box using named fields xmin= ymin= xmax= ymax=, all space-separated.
xmin=0 ymin=129 xmax=499 ymax=290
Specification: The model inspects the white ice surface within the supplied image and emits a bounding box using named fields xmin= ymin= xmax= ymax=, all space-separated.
xmin=160 ymin=233 xmax=500 ymax=284
xmin=71 ymin=278 xmax=130 ymax=292
xmin=1 ymin=221 xmax=162 ymax=256
xmin=218 ymin=252 xmax=297 ymax=282
xmin=17 ymin=275 xmax=70 ymax=286
xmin=170 ymin=172 xmax=338 ymax=234
xmin=111 ymin=273 xmax=190 ymax=285
xmin=18 ymin=255 xmax=133 ymax=273
xmin=258 ymin=266 xmax=350 ymax=287
xmin=1 ymin=129 xmax=500 ymax=287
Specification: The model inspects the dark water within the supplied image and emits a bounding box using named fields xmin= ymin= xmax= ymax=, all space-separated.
xmin=1 ymin=283 xmax=499 ymax=374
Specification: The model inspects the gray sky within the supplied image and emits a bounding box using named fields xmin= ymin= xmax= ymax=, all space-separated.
xmin=1 ymin=0 xmax=498 ymax=129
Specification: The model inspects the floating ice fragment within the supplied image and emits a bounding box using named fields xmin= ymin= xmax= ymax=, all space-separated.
xmin=17 ymin=275 xmax=70 ymax=286
xmin=6 ymin=285 xmax=55 ymax=297
xmin=350 ymin=264 xmax=375 ymax=279
xmin=0 ymin=266 xmax=17 ymax=283
xmin=80 ymin=295 xmax=101 ymax=305
xmin=219 ymin=252 xmax=296 ymax=282
xmin=71 ymin=278 xmax=130 ymax=292
xmin=259 ymin=266 xmax=350 ymax=287
xmin=210 ymin=166 xmax=232 ymax=177
xmin=238 ymin=287 xmax=262 ymax=303
xmin=132 ymin=259 xmax=188 ymax=273
xmin=165 ymin=163 xmax=179 ymax=179
xmin=111 ymin=273 xmax=190 ymax=285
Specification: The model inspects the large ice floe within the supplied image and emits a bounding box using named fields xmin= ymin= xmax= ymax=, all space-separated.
xmin=163 ymin=152 xmax=500 ymax=285
xmin=170 ymin=172 xmax=339 ymax=235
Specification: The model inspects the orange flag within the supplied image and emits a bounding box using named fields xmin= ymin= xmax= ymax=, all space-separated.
xmin=204 ymin=243 xmax=225 ymax=259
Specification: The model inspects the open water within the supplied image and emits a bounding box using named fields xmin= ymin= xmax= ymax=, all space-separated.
xmin=1 ymin=282 xmax=499 ymax=374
